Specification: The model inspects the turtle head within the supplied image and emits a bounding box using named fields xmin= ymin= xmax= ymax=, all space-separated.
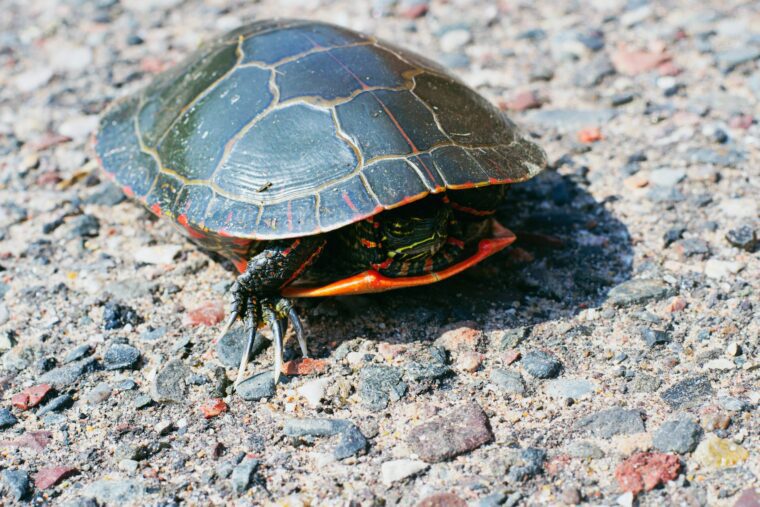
xmin=380 ymin=198 xmax=450 ymax=261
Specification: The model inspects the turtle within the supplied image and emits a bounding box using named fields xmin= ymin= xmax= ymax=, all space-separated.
xmin=94 ymin=19 xmax=547 ymax=388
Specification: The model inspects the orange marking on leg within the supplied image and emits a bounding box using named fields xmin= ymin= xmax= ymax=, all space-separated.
xmin=283 ymin=221 xmax=517 ymax=297
xmin=232 ymin=257 xmax=248 ymax=273
xmin=446 ymin=237 xmax=465 ymax=248
xmin=280 ymin=242 xmax=325 ymax=288
xmin=281 ymin=239 xmax=301 ymax=257
xmin=150 ymin=203 xmax=162 ymax=215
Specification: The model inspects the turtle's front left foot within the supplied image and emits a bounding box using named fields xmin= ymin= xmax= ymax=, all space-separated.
xmin=216 ymin=285 xmax=309 ymax=390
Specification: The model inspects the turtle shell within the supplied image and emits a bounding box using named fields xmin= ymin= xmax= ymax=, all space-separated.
xmin=95 ymin=19 xmax=546 ymax=241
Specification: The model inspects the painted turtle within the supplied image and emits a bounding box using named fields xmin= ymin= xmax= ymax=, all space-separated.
xmin=95 ymin=19 xmax=547 ymax=387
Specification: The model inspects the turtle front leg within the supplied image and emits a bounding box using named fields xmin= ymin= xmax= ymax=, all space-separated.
xmin=216 ymin=237 xmax=326 ymax=389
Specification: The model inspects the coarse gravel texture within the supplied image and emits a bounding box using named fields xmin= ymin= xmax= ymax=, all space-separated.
xmin=0 ymin=0 xmax=758 ymax=505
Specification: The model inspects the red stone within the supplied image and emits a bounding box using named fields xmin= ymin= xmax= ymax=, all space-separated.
xmin=183 ymin=300 xmax=225 ymax=326
xmin=503 ymin=350 xmax=521 ymax=365
xmin=729 ymin=115 xmax=754 ymax=130
xmin=417 ymin=492 xmax=467 ymax=507
xmin=502 ymin=91 xmax=542 ymax=111
xmin=199 ymin=398 xmax=228 ymax=419
xmin=611 ymin=46 xmax=671 ymax=75
xmin=29 ymin=133 xmax=72 ymax=151
xmin=140 ymin=56 xmax=171 ymax=73
xmin=12 ymin=384 xmax=52 ymax=410
xmin=400 ymin=3 xmax=429 ymax=19
xmin=34 ymin=466 xmax=78 ymax=490
xmin=734 ymin=488 xmax=760 ymax=507
xmin=546 ymin=454 xmax=571 ymax=475
xmin=0 ymin=431 xmax=53 ymax=453
xmin=282 ymin=357 xmax=329 ymax=376
xmin=657 ymin=61 xmax=682 ymax=76
xmin=615 ymin=452 xmax=681 ymax=495
xmin=578 ymin=127 xmax=603 ymax=143
xmin=436 ymin=324 xmax=483 ymax=352
xmin=664 ymin=297 xmax=686 ymax=313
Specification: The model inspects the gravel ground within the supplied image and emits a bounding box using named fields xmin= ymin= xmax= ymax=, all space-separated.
xmin=1 ymin=0 xmax=758 ymax=505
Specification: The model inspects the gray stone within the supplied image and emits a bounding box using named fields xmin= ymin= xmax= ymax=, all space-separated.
xmin=84 ymin=183 xmax=126 ymax=206
xmin=566 ymin=440 xmax=604 ymax=459
xmin=607 ymin=279 xmax=674 ymax=307
xmin=66 ymin=214 xmax=100 ymax=238
xmin=403 ymin=346 xmax=451 ymax=382
xmin=104 ymin=343 xmax=140 ymax=370
xmin=717 ymin=396 xmax=748 ymax=412
xmin=647 ymin=186 xmax=686 ymax=203
xmin=726 ymin=225 xmax=757 ymax=252
xmin=230 ymin=457 xmax=259 ymax=494
xmin=495 ymin=327 xmax=529 ymax=349
xmin=215 ymin=327 xmax=267 ymax=368
xmin=39 ymin=357 xmax=99 ymax=387
xmin=406 ymin=402 xmax=493 ymax=463
xmin=139 ymin=327 xmax=166 ymax=341
xmin=37 ymin=394 xmax=73 ymax=416
xmin=63 ymin=343 xmax=92 ymax=364
xmin=507 ymin=447 xmax=546 ymax=482
xmin=359 ymin=365 xmax=407 ymax=411
xmin=81 ymin=479 xmax=146 ymax=504
xmin=639 ymin=327 xmax=671 ymax=347
xmin=661 ymin=376 xmax=713 ymax=409
xmin=85 ymin=382 xmax=112 ymax=404
xmin=715 ymin=47 xmax=760 ymax=73
xmin=573 ymin=54 xmax=615 ymax=87
xmin=490 ymin=368 xmax=526 ymax=395
xmin=0 ymin=407 xmax=18 ymax=428
xmin=522 ymin=350 xmax=561 ymax=379
xmin=236 ymin=372 xmax=276 ymax=401
xmin=546 ymin=378 xmax=594 ymax=399
xmin=151 ymin=360 xmax=189 ymax=403
xmin=631 ymin=373 xmax=662 ymax=393
xmin=649 ymin=168 xmax=686 ymax=187
xmin=577 ymin=408 xmax=645 ymax=438
xmin=134 ymin=394 xmax=153 ymax=409
xmin=284 ymin=418 xmax=367 ymax=459
xmin=1 ymin=469 xmax=30 ymax=501
xmin=525 ymin=108 xmax=616 ymax=132
xmin=686 ymin=147 xmax=746 ymax=167
xmin=653 ymin=417 xmax=703 ymax=453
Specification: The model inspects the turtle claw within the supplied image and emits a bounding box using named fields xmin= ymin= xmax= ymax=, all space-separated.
xmin=233 ymin=310 xmax=257 ymax=390
xmin=288 ymin=307 xmax=309 ymax=358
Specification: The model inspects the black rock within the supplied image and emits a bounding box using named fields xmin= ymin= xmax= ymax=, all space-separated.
xmin=39 ymin=357 xmax=99 ymax=387
xmin=359 ymin=365 xmax=407 ymax=411
xmin=1 ymin=469 xmax=30 ymax=501
xmin=103 ymin=302 xmax=142 ymax=330
xmin=36 ymin=356 xmax=58 ymax=373
xmin=653 ymin=417 xmax=703 ymax=453
xmin=0 ymin=407 xmax=18 ymax=428
xmin=639 ymin=327 xmax=671 ymax=347
xmin=67 ymin=214 xmax=100 ymax=238
xmin=151 ymin=360 xmax=189 ymax=402
xmin=507 ymin=447 xmax=547 ymax=482
xmin=215 ymin=327 xmax=268 ymax=368
xmin=611 ymin=93 xmax=635 ymax=107
xmin=607 ymin=279 xmax=674 ymax=307
xmin=726 ymin=225 xmax=757 ymax=251
xmin=104 ymin=343 xmax=141 ymax=370
xmin=577 ymin=407 xmax=645 ymax=438
xmin=661 ymin=376 xmax=713 ymax=409
xmin=126 ymin=34 xmax=144 ymax=45
xmin=236 ymin=372 xmax=275 ymax=401
xmin=284 ymin=418 xmax=367 ymax=460
xmin=230 ymin=457 xmax=259 ymax=494
xmin=403 ymin=346 xmax=451 ymax=382
xmin=522 ymin=351 xmax=561 ymax=379
xmin=663 ymin=226 xmax=686 ymax=247
xmin=674 ymin=238 xmax=710 ymax=258
xmin=64 ymin=343 xmax=93 ymax=364
xmin=37 ymin=394 xmax=74 ymax=416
